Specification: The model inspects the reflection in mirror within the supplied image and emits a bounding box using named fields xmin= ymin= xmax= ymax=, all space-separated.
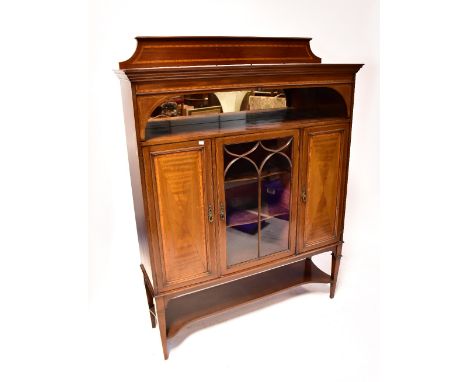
xmin=214 ymin=91 xmax=249 ymax=113
xmin=145 ymin=87 xmax=347 ymax=139
xmin=149 ymin=89 xmax=286 ymax=119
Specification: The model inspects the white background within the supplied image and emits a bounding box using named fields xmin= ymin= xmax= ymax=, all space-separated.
xmin=88 ymin=0 xmax=379 ymax=380
xmin=0 ymin=1 xmax=467 ymax=381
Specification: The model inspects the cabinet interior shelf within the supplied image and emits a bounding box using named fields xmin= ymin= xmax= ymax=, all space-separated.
xmin=226 ymin=205 xmax=289 ymax=227
xmin=145 ymin=108 xmax=311 ymax=140
xmin=165 ymin=258 xmax=331 ymax=339
xmin=224 ymin=169 xmax=288 ymax=185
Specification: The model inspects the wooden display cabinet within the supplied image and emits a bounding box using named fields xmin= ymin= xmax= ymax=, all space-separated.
xmin=115 ymin=36 xmax=363 ymax=359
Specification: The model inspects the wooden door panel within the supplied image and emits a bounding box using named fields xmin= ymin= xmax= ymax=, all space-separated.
xmin=144 ymin=141 xmax=217 ymax=290
xmin=299 ymin=126 xmax=347 ymax=250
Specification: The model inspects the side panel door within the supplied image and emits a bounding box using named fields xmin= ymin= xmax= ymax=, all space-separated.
xmin=143 ymin=140 xmax=218 ymax=291
xmin=298 ymin=124 xmax=349 ymax=251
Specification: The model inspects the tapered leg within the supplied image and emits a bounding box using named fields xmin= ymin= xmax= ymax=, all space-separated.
xmin=140 ymin=266 xmax=156 ymax=328
xmin=143 ymin=280 xmax=156 ymax=328
xmin=304 ymin=257 xmax=312 ymax=279
xmin=330 ymin=244 xmax=343 ymax=299
xmin=155 ymin=296 xmax=169 ymax=360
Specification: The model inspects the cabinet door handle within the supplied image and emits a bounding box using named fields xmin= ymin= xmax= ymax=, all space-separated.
xmin=301 ymin=190 xmax=307 ymax=203
xmin=220 ymin=203 xmax=225 ymax=220
xmin=208 ymin=205 xmax=214 ymax=223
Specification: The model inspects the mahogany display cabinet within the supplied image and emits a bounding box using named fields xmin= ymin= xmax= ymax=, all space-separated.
xmin=116 ymin=36 xmax=363 ymax=359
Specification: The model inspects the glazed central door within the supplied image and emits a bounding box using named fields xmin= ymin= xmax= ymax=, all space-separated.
xmin=215 ymin=130 xmax=299 ymax=274
xmin=143 ymin=140 xmax=218 ymax=291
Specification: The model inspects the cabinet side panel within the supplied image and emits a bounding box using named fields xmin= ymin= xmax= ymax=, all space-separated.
xmin=151 ymin=149 xmax=211 ymax=285
xmin=304 ymin=132 xmax=342 ymax=246
xmin=119 ymin=79 xmax=154 ymax=288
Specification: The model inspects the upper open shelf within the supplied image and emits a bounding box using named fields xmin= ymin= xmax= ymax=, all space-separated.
xmin=145 ymin=87 xmax=349 ymax=140
xmin=116 ymin=36 xmax=363 ymax=143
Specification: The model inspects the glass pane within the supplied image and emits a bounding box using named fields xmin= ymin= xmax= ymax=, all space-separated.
xmin=260 ymin=172 xmax=291 ymax=257
xmin=225 ymin=155 xmax=259 ymax=267
xmin=261 ymin=136 xmax=294 ymax=153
